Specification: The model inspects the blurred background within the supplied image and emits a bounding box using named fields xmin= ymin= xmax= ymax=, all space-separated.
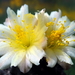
xmin=0 ymin=0 xmax=75 ymax=23
xmin=0 ymin=0 xmax=75 ymax=75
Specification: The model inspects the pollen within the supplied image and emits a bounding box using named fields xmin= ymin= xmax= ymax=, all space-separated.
xmin=53 ymin=18 xmax=56 ymax=21
xmin=8 ymin=25 xmax=11 ymax=28
xmin=46 ymin=22 xmax=54 ymax=26
xmin=47 ymin=23 xmax=68 ymax=48
xmin=22 ymin=20 xmax=25 ymax=22
xmin=62 ymin=35 xmax=65 ymax=36
xmin=66 ymin=41 xmax=69 ymax=44
xmin=3 ymin=41 xmax=6 ymax=42
xmin=58 ymin=21 xmax=61 ymax=23
xmin=2 ymin=31 xmax=4 ymax=33
xmin=8 ymin=23 xmax=37 ymax=50
xmin=64 ymin=20 xmax=66 ymax=23
xmin=13 ymin=19 xmax=16 ymax=21
xmin=73 ymin=40 xmax=75 ymax=41
xmin=18 ymin=15 xmax=20 ymax=17
xmin=74 ymin=29 xmax=75 ymax=31
xmin=58 ymin=43 xmax=65 ymax=46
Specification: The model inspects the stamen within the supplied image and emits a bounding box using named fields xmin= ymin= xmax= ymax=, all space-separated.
xmin=22 ymin=20 xmax=25 ymax=22
xmin=46 ymin=22 xmax=54 ymax=26
xmin=18 ymin=15 xmax=20 ymax=17
xmin=53 ymin=18 xmax=56 ymax=21
xmin=74 ymin=29 xmax=75 ymax=31
xmin=64 ymin=20 xmax=66 ymax=23
xmin=47 ymin=22 xmax=68 ymax=48
xmin=2 ymin=31 xmax=4 ymax=33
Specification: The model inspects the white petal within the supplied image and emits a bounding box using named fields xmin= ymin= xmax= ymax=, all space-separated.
xmin=0 ymin=24 xmax=15 ymax=39
xmin=7 ymin=7 xmax=17 ymax=20
xmin=35 ymin=9 xmax=46 ymax=19
xmin=27 ymin=46 xmax=45 ymax=65
xmin=34 ymin=10 xmax=48 ymax=35
xmin=50 ymin=9 xmax=61 ymax=22
xmin=64 ymin=35 xmax=75 ymax=46
xmin=34 ymin=11 xmax=47 ymax=40
xmin=23 ymin=14 xmax=36 ymax=25
xmin=55 ymin=16 xmax=70 ymax=30
xmin=64 ymin=21 xmax=75 ymax=36
xmin=0 ymin=51 xmax=14 ymax=69
xmin=0 ymin=42 xmax=12 ymax=55
xmin=63 ymin=47 xmax=75 ymax=58
xmin=18 ymin=55 xmax=32 ymax=73
xmin=41 ymin=37 xmax=47 ymax=48
xmin=7 ymin=7 xmax=19 ymax=27
xmin=37 ymin=10 xmax=46 ymax=27
xmin=45 ymin=48 xmax=57 ymax=67
xmin=4 ymin=18 xmax=11 ymax=26
xmin=17 ymin=4 xmax=28 ymax=19
xmin=54 ymin=49 xmax=73 ymax=65
xmin=58 ymin=60 xmax=71 ymax=70
xmin=34 ymin=27 xmax=47 ymax=44
xmin=35 ymin=9 xmax=50 ymax=25
xmin=11 ymin=50 xmax=25 ymax=66
xmin=58 ymin=16 xmax=70 ymax=26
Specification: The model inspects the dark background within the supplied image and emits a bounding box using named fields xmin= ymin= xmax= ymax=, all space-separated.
xmin=0 ymin=0 xmax=75 ymax=23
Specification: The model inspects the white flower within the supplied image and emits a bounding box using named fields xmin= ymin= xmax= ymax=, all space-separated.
xmin=0 ymin=4 xmax=47 ymax=73
xmin=43 ymin=10 xmax=75 ymax=68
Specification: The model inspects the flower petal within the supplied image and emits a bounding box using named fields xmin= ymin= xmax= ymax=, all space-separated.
xmin=27 ymin=46 xmax=45 ymax=65
xmin=54 ymin=49 xmax=73 ymax=65
xmin=4 ymin=18 xmax=11 ymax=26
xmin=23 ymin=14 xmax=36 ymax=25
xmin=7 ymin=7 xmax=17 ymax=21
xmin=45 ymin=48 xmax=57 ymax=67
xmin=63 ymin=47 xmax=75 ymax=58
xmin=58 ymin=60 xmax=71 ymax=70
xmin=35 ymin=9 xmax=47 ymax=29
xmin=50 ymin=9 xmax=61 ymax=22
xmin=64 ymin=21 xmax=75 ymax=36
xmin=0 ymin=51 xmax=14 ymax=69
xmin=0 ymin=24 xmax=15 ymax=39
xmin=17 ymin=4 xmax=28 ymax=19
xmin=18 ymin=55 xmax=32 ymax=73
xmin=37 ymin=9 xmax=47 ymax=27
xmin=58 ymin=16 xmax=70 ymax=27
xmin=64 ymin=35 xmax=75 ymax=46
xmin=0 ymin=42 xmax=12 ymax=55
xmin=11 ymin=50 xmax=25 ymax=66
xmin=7 ymin=7 xmax=19 ymax=27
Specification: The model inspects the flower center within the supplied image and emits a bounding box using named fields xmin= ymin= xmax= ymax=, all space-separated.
xmin=9 ymin=24 xmax=35 ymax=50
xmin=46 ymin=21 xmax=68 ymax=48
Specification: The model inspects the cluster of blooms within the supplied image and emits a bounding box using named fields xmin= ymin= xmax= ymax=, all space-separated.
xmin=0 ymin=4 xmax=75 ymax=73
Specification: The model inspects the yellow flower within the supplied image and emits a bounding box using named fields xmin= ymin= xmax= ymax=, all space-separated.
xmin=0 ymin=4 xmax=47 ymax=73
xmin=43 ymin=10 xmax=75 ymax=68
